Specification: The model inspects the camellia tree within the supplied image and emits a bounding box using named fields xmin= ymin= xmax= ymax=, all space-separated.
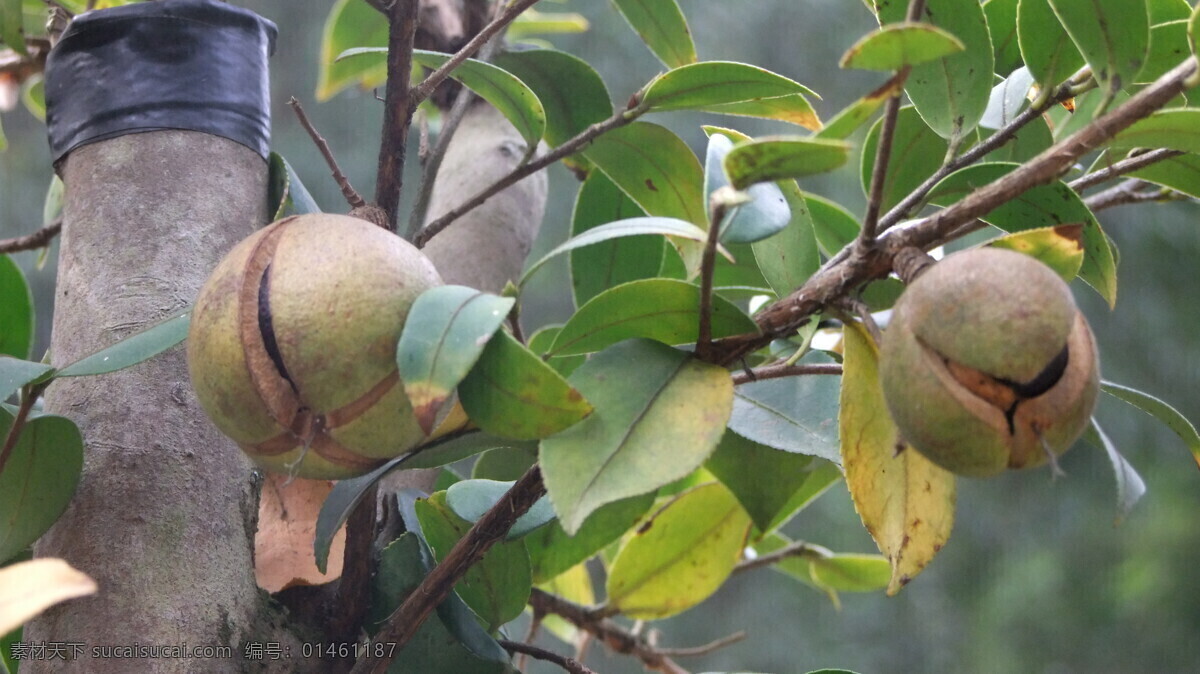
xmin=2 ymin=0 xmax=1200 ymax=672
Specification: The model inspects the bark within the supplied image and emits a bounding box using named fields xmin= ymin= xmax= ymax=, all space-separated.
xmin=25 ymin=131 xmax=303 ymax=673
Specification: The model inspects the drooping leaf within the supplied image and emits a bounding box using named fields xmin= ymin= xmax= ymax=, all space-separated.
xmin=1129 ymin=151 xmax=1200 ymax=198
xmin=605 ymin=482 xmax=751 ymax=619
xmin=809 ymin=554 xmax=892 ymax=593
xmin=642 ymin=61 xmax=819 ymax=130
xmin=314 ymin=453 xmax=412 ymax=573
xmin=415 ymin=491 xmax=531 ymax=631
xmin=860 ymin=106 xmax=950 ymax=215
xmin=1110 ymin=109 xmax=1200 ymax=154
xmin=1047 ymin=0 xmax=1149 ymax=96
xmin=611 ymin=0 xmax=697 ymax=68
xmin=316 ymin=0 xmax=388 ymax=100
xmin=267 ymin=152 xmax=321 ymax=220
xmin=706 ymin=430 xmax=826 ymax=533
xmin=1018 ymin=0 xmax=1085 ymax=102
xmin=0 ymin=559 xmax=96 ymax=637
xmin=540 ymin=339 xmax=733 ymax=534
xmin=986 ymin=224 xmax=1086 ymax=280
xmin=547 ymin=279 xmax=758 ymax=357
xmin=840 ymin=22 xmax=965 ymax=71
xmin=0 ymin=256 xmax=33 ymax=360
xmin=1082 ymin=420 xmax=1147 ymax=525
xmin=522 ymin=218 xmax=715 ymax=285
xmin=927 ymin=162 xmax=1117 ymax=306
xmin=526 ymin=492 xmax=655 ymax=583
xmin=1102 ymin=381 xmax=1200 ymax=470
xmin=0 ymin=357 xmax=53 ymax=403
xmin=583 ymin=122 xmax=707 ymax=227
xmin=724 ymin=137 xmax=851 ymax=190
xmin=806 ymin=192 xmax=862 ymax=258
xmin=981 ymin=66 xmax=1036 ymax=130
xmin=874 ymin=0 xmax=993 ymax=141
xmin=840 ymin=322 xmax=955 ymax=595
xmin=445 ymin=479 xmax=556 ymax=540
xmin=397 ymin=286 xmax=514 ymax=434
xmin=0 ymin=411 xmax=83 ymax=564
xmin=728 ymin=352 xmax=842 ymax=463
xmin=459 ymin=330 xmax=591 ymax=441
xmin=55 ymin=310 xmax=191 ymax=378
xmin=568 ymin=170 xmax=658 ymax=307
xmin=815 ymin=73 xmax=906 ymax=141
xmin=985 ymin=0 xmax=1023 ymax=75
xmin=704 ymin=133 xmax=791 ymax=244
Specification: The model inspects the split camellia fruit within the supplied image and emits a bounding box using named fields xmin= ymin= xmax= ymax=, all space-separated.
xmin=187 ymin=213 xmax=442 ymax=479
xmin=879 ymin=247 xmax=1100 ymax=477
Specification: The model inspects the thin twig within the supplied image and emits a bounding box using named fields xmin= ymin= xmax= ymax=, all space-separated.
xmin=498 ymin=640 xmax=597 ymax=674
xmin=860 ymin=72 xmax=908 ymax=244
xmin=1068 ymin=148 xmax=1183 ymax=192
xmin=352 ymin=465 xmax=547 ymax=674
xmin=0 ymin=219 xmax=62 ymax=254
xmin=374 ymin=1 xmax=422 ymax=230
xmin=695 ymin=200 xmax=729 ymax=360
xmin=731 ymin=363 xmax=842 ymax=386
xmin=406 ymin=88 xmax=477 ymax=239
xmin=414 ymin=105 xmax=642 ymax=248
xmin=409 ymin=0 xmax=541 ymax=108
xmin=656 ymin=632 xmax=747 ymax=657
xmin=328 ymin=485 xmax=378 ymax=648
xmin=733 ymin=540 xmax=825 ymax=575
xmin=289 ymin=97 xmax=367 ymax=210
xmin=0 ymin=382 xmax=48 ymax=476
xmin=1084 ymin=179 xmax=1181 ymax=211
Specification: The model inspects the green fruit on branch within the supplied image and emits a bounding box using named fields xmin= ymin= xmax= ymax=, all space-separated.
xmin=187 ymin=213 xmax=442 ymax=479
xmin=879 ymin=247 xmax=1100 ymax=477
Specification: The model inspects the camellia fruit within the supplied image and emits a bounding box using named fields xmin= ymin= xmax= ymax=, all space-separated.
xmin=879 ymin=247 xmax=1100 ymax=477
xmin=187 ymin=213 xmax=442 ymax=479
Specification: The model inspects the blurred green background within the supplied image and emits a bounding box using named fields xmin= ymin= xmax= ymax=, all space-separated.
xmin=2 ymin=1 xmax=1198 ymax=672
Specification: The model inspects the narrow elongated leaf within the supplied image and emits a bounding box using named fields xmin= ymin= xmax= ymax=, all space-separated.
xmin=1102 ymin=381 xmax=1200 ymax=470
xmin=583 ymin=122 xmax=707 ymax=226
xmin=729 ymin=354 xmax=842 ymax=463
xmin=700 ymin=94 xmax=823 ymax=130
xmin=315 ymin=0 xmax=388 ymax=100
xmin=706 ymin=430 xmax=823 ymax=533
xmin=526 ymin=492 xmax=655 ymax=583
xmin=1082 ymin=420 xmax=1147 ymax=525
xmin=860 ymin=106 xmax=950 ymax=215
xmin=606 ymin=482 xmax=751 ymax=619
xmin=523 ymin=217 xmax=712 ymax=285
xmin=314 ymin=454 xmax=411 ymax=573
xmin=0 ymin=256 xmax=33 ymax=360
xmin=815 ymin=74 xmax=905 ymax=141
xmin=643 ymin=61 xmax=818 ymax=127
xmin=840 ymin=323 xmax=955 ymax=595
xmin=809 ymin=554 xmax=892 ymax=593
xmin=415 ymin=491 xmax=531 ymax=631
xmin=724 ymin=137 xmax=851 ymax=190
xmin=568 ymin=170 xmax=658 ymax=307
xmin=1110 ymin=109 xmax=1200 ymax=154
xmin=985 ymin=0 xmax=1023 ymax=75
xmin=0 ymin=412 xmax=83 ymax=564
xmin=840 ymin=22 xmax=965 ymax=71
xmin=459 ymin=330 xmax=592 ymax=440
xmin=0 ymin=559 xmax=96 ymax=636
xmin=397 ymin=286 xmax=514 ymax=434
xmin=0 ymin=357 xmax=53 ymax=403
xmin=55 ymin=310 xmax=190 ymax=378
xmin=705 ymin=133 xmax=791 ymax=244
xmin=548 ymin=279 xmax=758 ymax=357
xmin=612 ymin=0 xmax=696 ymax=68
xmin=987 ymin=224 xmax=1086 ymax=280
xmin=267 ymin=152 xmax=321 ymax=220
xmin=445 ymin=479 xmax=556 ymax=539
xmin=927 ymin=162 xmax=1117 ymax=306
xmin=540 ymin=339 xmax=733 ymax=534
xmin=875 ymin=0 xmax=993 ymax=140
xmin=1048 ymin=0 xmax=1149 ymax=96
xmin=508 ymin=9 xmax=590 ymax=40
xmin=1018 ymin=0 xmax=1085 ymax=97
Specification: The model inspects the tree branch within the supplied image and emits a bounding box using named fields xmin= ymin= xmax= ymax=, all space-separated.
xmin=0 ymin=218 xmax=61 ymax=254
xmin=352 ymin=464 xmax=547 ymax=674
xmin=734 ymin=540 xmax=825 ymax=575
xmin=1084 ymin=179 xmax=1181 ymax=211
xmin=731 ymin=362 xmax=842 ymax=386
xmin=695 ymin=200 xmax=729 ymax=360
xmin=498 ymin=640 xmax=598 ymax=674
xmin=289 ymin=97 xmax=367 ymax=211
xmin=1068 ymin=148 xmax=1183 ymax=192
xmin=374 ymin=0 xmax=422 ymax=230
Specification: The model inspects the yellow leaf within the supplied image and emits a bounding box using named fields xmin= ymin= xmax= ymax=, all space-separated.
xmin=536 ymin=562 xmax=594 ymax=645
xmin=987 ymin=224 xmax=1085 ymax=281
xmin=840 ymin=322 xmax=955 ymax=595
xmin=0 ymin=558 xmax=97 ymax=635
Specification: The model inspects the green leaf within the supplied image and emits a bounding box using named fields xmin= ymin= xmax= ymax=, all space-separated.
xmin=0 ymin=357 xmax=53 ymax=403
xmin=699 ymin=94 xmax=824 ymax=130
xmin=0 ymin=0 xmax=24 ymax=54
xmin=986 ymin=224 xmax=1086 ymax=281
xmin=408 ymin=432 xmax=527 ymax=471
xmin=316 ymin=0 xmax=388 ymax=100
xmin=809 ymin=554 xmax=892 ymax=593
xmin=982 ymin=67 xmax=1036 ymax=130
xmin=415 ymin=491 xmax=531 ymax=631
xmin=1102 ymin=380 xmax=1200 ymax=471
xmin=1047 ymin=0 xmax=1149 ymax=96
xmin=875 ymin=0 xmax=993 ymax=141
xmin=728 ymin=353 xmax=842 ymax=464
xmin=1138 ymin=20 xmax=1190 ymax=83
xmin=768 ymin=460 xmax=844 ymax=533
xmin=21 ymin=75 xmax=43 ymax=121
xmin=267 ymin=153 xmax=321 ymax=220
xmin=1018 ymin=0 xmax=1085 ymax=97
xmin=445 ymin=479 xmax=556 ymax=540
xmin=642 ymin=61 xmax=819 ymax=129
xmin=840 ymin=322 xmax=955 ymax=595
xmin=984 ymin=107 xmax=1054 ymax=163
xmin=583 ymin=122 xmax=707 ymax=227
xmin=860 ymin=106 xmax=950 ymax=215
xmin=526 ymin=325 xmax=585 ymax=378
xmin=42 ymin=175 xmax=63 ymax=228
xmin=526 ymin=492 xmax=655 ymax=583
xmin=1148 ymin=0 xmax=1192 ymax=23
xmin=55 ymin=310 xmax=190 ymax=378
xmin=704 ymin=133 xmax=791 ymax=244
xmin=723 ymin=136 xmax=851 ymax=190
xmin=606 ymin=482 xmax=751 ymax=619
xmin=471 ymin=446 xmax=537 ymax=482
xmin=840 ymin=22 xmax=965 ymax=71
xmin=985 ymin=0 xmax=1023 ymax=75
xmin=706 ymin=430 xmax=825 ymax=533
xmin=540 ymin=339 xmax=733 ymax=534
xmin=547 ymin=279 xmax=758 ymax=357
xmin=814 ymin=74 xmax=905 ymax=141
xmin=459 ymin=330 xmax=592 ymax=440
xmin=523 ymin=217 xmax=713 ymax=285
xmin=0 ymin=256 xmax=33 ymax=360
xmin=806 ymin=193 xmax=862 ymax=258
xmin=1110 ymin=109 xmax=1200 ymax=154
xmin=927 ymin=162 xmax=1118 ymax=307
xmin=397 ymin=286 xmax=514 ymax=434
xmin=1129 ymin=152 xmax=1200 ymax=198
xmin=314 ymin=454 xmax=413 ymax=573
xmin=568 ymin=170 xmax=658 ymax=307
xmin=752 ymin=181 xmax=821 ymax=297
xmin=0 ymin=411 xmax=83 ymax=564
xmin=508 ymin=9 xmax=590 ymax=40
xmin=611 ymin=0 xmax=696 ymax=68
xmin=1192 ymin=2 xmax=1200 ymax=58
xmin=1082 ymin=420 xmax=1146 ymax=525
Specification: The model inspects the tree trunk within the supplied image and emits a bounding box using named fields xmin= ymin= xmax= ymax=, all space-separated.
xmin=25 ymin=131 xmax=294 ymax=673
